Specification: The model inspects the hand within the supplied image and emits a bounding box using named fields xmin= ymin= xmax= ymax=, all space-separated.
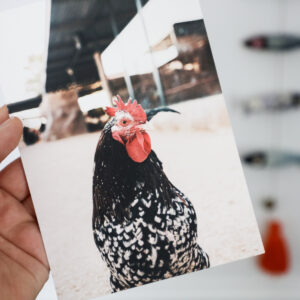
xmin=0 ymin=106 xmax=49 ymax=300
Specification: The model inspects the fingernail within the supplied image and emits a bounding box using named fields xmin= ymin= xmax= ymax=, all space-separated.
xmin=0 ymin=105 xmax=8 ymax=114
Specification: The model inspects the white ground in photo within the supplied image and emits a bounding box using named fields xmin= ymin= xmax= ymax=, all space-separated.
xmin=20 ymin=95 xmax=263 ymax=300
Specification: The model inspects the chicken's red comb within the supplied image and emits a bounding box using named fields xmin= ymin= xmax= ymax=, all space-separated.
xmin=105 ymin=95 xmax=147 ymax=123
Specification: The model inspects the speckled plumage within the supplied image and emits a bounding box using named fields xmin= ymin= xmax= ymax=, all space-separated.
xmin=93 ymin=120 xmax=209 ymax=292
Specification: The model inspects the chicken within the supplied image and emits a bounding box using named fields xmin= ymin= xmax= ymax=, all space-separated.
xmin=93 ymin=96 xmax=209 ymax=292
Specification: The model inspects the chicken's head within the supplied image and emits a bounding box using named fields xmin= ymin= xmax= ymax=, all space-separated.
xmin=105 ymin=95 xmax=150 ymax=163
xmin=105 ymin=95 xmax=179 ymax=163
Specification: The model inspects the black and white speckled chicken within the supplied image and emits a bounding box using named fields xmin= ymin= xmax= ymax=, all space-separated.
xmin=93 ymin=96 xmax=209 ymax=292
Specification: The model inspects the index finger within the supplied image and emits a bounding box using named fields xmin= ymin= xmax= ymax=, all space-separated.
xmin=0 ymin=105 xmax=9 ymax=124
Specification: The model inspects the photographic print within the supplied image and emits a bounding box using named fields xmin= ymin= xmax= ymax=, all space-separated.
xmin=6 ymin=0 xmax=264 ymax=299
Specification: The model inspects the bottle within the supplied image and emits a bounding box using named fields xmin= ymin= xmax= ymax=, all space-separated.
xmin=259 ymin=220 xmax=290 ymax=275
xmin=245 ymin=34 xmax=300 ymax=51
xmin=242 ymin=93 xmax=300 ymax=114
xmin=242 ymin=150 xmax=300 ymax=168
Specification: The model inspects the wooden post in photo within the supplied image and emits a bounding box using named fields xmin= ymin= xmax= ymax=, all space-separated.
xmin=135 ymin=0 xmax=166 ymax=107
xmin=93 ymin=52 xmax=113 ymax=105
xmin=108 ymin=0 xmax=135 ymax=100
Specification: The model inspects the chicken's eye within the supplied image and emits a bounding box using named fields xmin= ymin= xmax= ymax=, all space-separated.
xmin=120 ymin=119 xmax=130 ymax=126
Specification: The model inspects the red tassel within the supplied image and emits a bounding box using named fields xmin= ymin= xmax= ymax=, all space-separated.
xmin=259 ymin=220 xmax=290 ymax=275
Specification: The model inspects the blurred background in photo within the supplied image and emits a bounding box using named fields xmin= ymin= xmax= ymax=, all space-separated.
xmin=3 ymin=0 xmax=222 ymax=147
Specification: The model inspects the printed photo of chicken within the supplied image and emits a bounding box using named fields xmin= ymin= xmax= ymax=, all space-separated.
xmin=93 ymin=96 xmax=209 ymax=291
xmin=7 ymin=0 xmax=264 ymax=299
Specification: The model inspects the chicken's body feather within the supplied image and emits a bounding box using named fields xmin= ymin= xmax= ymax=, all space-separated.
xmin=93 ymin=124 xmax=209 ymax=292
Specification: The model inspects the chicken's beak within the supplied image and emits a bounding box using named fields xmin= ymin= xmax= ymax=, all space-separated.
xmin=135 ymin=123 xmax=148 ymax=131
xmin=112 ymin=131 xmax=124 ymax=144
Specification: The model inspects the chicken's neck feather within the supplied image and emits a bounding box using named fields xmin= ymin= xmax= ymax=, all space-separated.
xmin=93 ymin=129 xmax=176 ymax=222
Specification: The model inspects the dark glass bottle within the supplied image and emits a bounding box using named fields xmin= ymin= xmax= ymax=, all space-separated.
xmin=245 ymin=34 xmax=300 ymax=51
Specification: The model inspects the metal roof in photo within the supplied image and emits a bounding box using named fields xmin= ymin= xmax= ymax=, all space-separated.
xmin=46 ymin=0 xmax=148 ymax=93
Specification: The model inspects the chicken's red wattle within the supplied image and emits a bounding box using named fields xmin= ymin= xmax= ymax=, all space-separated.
xmin=126 ymin=131 xmax=151 ymax=163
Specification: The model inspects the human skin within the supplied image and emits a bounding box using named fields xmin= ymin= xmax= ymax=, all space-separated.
xmin=0 ymin=106 xmax=49 ymax=300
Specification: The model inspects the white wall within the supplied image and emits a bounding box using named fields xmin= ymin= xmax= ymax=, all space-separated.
xmin=278 ymin=0 xmax=300 ymax=276
xmin=200 ymin=0 xmax=300 ymax=297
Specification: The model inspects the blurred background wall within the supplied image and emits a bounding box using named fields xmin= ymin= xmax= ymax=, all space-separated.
xmin=198 ymin=1 xmax=299 ymax=298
